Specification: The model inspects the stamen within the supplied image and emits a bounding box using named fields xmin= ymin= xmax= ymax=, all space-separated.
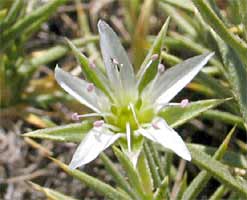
xmin=93 ymin=120 xmax=104 ymax=128
xmin=128 ymin=103 xmax=140 ymax=126
xmin=158 ymin=63 xmax=165 ymax=74
xmin=180 ymin=99 xmax=189 ymax=107
xmin=71 ymin=112 xmax=108 ymax=121
xmin=126 ymin=123 xmax=131 ymax=152
xmin=87 ymin=83 xmax=95 ymax=92
xmin=151 ymin=54 xmax=159 ymax=61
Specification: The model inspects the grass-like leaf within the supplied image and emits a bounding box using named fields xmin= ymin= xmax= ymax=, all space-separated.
xmin=137 ymin=17 xmax=170 ymax=92
xmin=23 ymin=121 xmax=92 ymax=142
xmin=211 ymin=30 xmax=247 ymax=124
xmin=29 ymin=182 xmax=78 ymax=200
xmin=192 ymin=0 xmax=247 ymax=68
xmin=50 ymin=157 xmax=131 ymax=200
xmin=100 ymin=153 xmax=139 ymax=200
xmin=113 ymin=146 xmax=147 ymax=199
xmin=159 ymin=99 xmax=226 ymax=128
xmin=182 ymin=126 xmax=236 ymax=200
xmin=187 ymin=144 xmax=247 ymax=197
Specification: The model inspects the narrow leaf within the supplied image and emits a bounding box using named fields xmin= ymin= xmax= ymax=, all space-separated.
xmin=29 ymin=182 xmax=78 ymax=200
xmin=23 ymin=121 xmax=92 ymax=142
xmin=100 ymin=153 xmax=138 ymax=200
xmin=154 ymin=176 xmax=169 ymax=200
xmin=137 ymin=18 xmax=170 ymax=92
xmin=50 ymin=157 xmax=130 ymax=200
xmin=113 ymin=146 xmax=146 ymax=199
xmin=187 ymin=144 xmax=247 ymax=197
xmin=159 ymin=99 xmax=226 ymax=128
xmin=182 ymin=126 xmax=236 ymax=200
xmin=66 ymin=39 xmax=111 ymax=98
xmin=192 ymin=0 xmax=247 ymax=67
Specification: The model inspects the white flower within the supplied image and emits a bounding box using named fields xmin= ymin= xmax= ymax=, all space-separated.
xmin=55 ymin=20 xmax=214 ymax=169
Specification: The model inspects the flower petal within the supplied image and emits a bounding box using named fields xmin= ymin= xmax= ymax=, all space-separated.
xmin=142 ymin=52 xmax=214 ymax=110
xmin=137 ymin=117 xmax=191 ymax=161
xmin=98 ymin=20 xmax=137 ymax=102
xmin=55 ymin=66 xmax=110 ymax=113
xmin=69 ymin=127 xmax=123 ymax=169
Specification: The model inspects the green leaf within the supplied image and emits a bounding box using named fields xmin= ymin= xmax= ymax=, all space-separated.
xmin=50 ymin=157 xmax=130 ymax=200
xmin=29 ymin=182 xmax=78 ymax=200
xmin=143 ymin=142 xmax=161 ymax=188
xmin=1 ymin=0 xmax=67 ymax=50
xmin=187 ymin=144 xmax=247 ymax=169
xmin=211 ymin=30 xmax=247 ymax=124
xmin=187 ymin=144 xmax=247 ymax=197
xmin=23 ymin=121 xmax=92 ymax=142
xmin=192 ymin=0 xmax=247 ymax=68
xmin=113 ymin=146 xmax=147 ymax=199
xmin=201 ymin=109 xmax=246 ymax=130
xmin=159 ymin=0 xmax=194 ymax=13
xmin=66 ymin=39 xmax=111 ymax=98
xmin=0 ymin=0 xmax=23 ymax=30
xmin=137 ymin=17 xmax=170 ymax=92
xmin=159 ymin=99 xmax=226 ymax=128
xmin=160 ymin=3 xmax=196 ymax=37
xmin=182 ymin=126 xmax=236 ymax=200
xmin=100 ymin=153 xmax=138 ymax=200
xmin=154 ymin=176 xmax=169 ymax=200
xmin=209 ymin=185 xmax=227 ymax=200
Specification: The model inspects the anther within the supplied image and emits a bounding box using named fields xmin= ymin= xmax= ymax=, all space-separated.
xmin=71 ymin=113 xmax=80 ymax=121
xmin=89 ymin=61 xmax=96 ymax=69
xmin=152 ymin=122 xmax=160 ymax=129
xmin=180 ymin=99 xmax=189 ymax=107
xmin=151 ymin=54 xmax=159 ymax=61
xmin=87 ymin=83 xmax=95 ymax=92
xmin=158 ymin=63 xmax=165 ymax=74
xmin=93 ymin=120 xmax=104 ymax=128
xmin=111 ymin=58 xmax=119 ymax=65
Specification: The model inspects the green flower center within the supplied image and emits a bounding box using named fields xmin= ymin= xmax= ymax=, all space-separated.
xmin=106 ymin=100 xmax=154 ymax=132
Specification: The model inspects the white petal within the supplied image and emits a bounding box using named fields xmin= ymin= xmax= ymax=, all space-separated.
xmin=69 ymin=127 xmax=122 ymax=169
xmin=55 ymin=66 xmax=110 ymax=113
xmin=137 ymin=117 xmax=191 ymax=161
xmin=98 ymin=20 xmax=137 ymax=101
xmin=142 ymin=53 xmax=214 ymax=110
